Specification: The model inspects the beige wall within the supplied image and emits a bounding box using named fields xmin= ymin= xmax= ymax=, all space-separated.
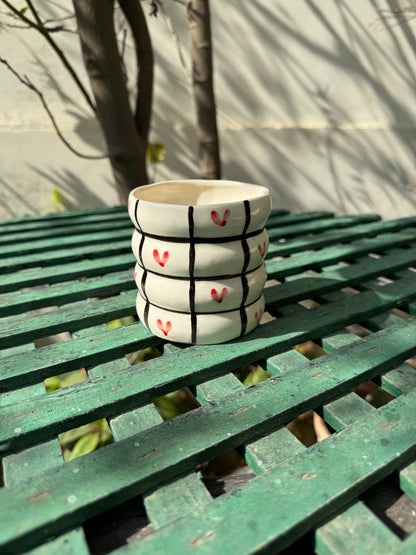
xmin=1 ymin=0 xmax=416 ymax=220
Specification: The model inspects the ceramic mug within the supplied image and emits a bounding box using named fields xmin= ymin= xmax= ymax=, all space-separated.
xmin=128 ymin=179 xmax=271 ymax=344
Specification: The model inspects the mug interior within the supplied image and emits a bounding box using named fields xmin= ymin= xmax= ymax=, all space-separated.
xmin=132 ymin=180 xmax=269 ymax=206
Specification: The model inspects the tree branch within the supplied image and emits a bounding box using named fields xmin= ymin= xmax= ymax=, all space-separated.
xmin=155 ymin=0 xmax=191 ymax=84
xmin=0 ymin=0 xmax=96 ymax=112
xmin=119 ymin=0 xmax=154 ymax=148
xmin=0 ymin=57 xmax=106 ymax=160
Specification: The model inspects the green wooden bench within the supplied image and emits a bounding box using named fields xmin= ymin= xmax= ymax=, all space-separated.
xmin=1 ymin=206 xmax=416 ymax=554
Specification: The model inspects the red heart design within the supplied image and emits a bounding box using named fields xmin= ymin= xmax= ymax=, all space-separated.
xmin=255 ymin=309 xmax=263 ymax=323
xmin=258 ymin=242 xmax=266 ymax=257
xmin=157 ymin=319 xmax=172 ymax=336
xmin=153 ymin=249 xmax=169 ymax=267
xmin=211 ymin=287 xmax=228 ymax=303
xmin=134 ymin=270 xmax=137 ymax=278
xmin=211 ymin=209 xmax=230 ymax=226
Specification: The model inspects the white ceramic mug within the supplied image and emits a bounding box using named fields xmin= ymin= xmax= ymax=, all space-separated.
xmin=128 ymin=179 xmax=271 ymax=344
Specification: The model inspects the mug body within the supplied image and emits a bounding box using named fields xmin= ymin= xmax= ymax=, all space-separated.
xmin=128 ymin=180 xmax=271 ymax=344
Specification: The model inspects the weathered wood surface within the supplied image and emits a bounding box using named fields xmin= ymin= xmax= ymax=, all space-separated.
xmin=1 ymin=207 xmax=416 ymax=554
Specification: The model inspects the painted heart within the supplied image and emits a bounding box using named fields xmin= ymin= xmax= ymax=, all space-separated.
xmin=211 ymin=209 xmax=230 ymax=227
xmin=134 ymin=270 xmax=137 ymax=279
xmin=153 ymin=249 xmax=169 ymax=267
xmin=255 ymin=308 xmax=263 ymax=323
xmin=211 ymin=287 xmax=228 ymax=303
xmin=157 ymin=319 xmax=172 ymax=336
xmin=258 ymin=242 xmax=266 ymax=257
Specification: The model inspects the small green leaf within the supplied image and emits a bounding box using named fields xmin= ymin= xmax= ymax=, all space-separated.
xmin=68 ymin=432 xmax=100 ymax=460
xmin=58 ymin=369 xmax=88 ymax=388
xmin=153 ymin=389 xmax=198 ymax=420
xmin=127 ymin=346 xmax=161 ymax=365
xmin=106 ymin=316 xmax=136 ymax=329
xmin=153 ymin=393 xmax=182 ymax=420
xmin=147 ymin=142 xmax=166 ymax=164
xmin=235 ymin=364 xmax=271 ymax=387
xmin=59 ymin=423 xmax=96 ymax=446
xmin=44 ymin=376 xmax=61 ymax=392
xmin=20 ymin=6 xmax=28 ymax=14
xmin=98 ymin=419 xmax=114 ymax=446
xmin=51 ymin=187 xmax=66 ymax=209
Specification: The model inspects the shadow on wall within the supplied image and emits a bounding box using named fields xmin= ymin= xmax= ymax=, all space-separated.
xmin=211 ymin=0 xmax=416 ymax=216
xmin=29 ymin=165 xmax=108 ymax=211
xmin=0 ymin=176 xmax=37 ymax=218
xmin=8 ymin=0 xmax=416 ymax=217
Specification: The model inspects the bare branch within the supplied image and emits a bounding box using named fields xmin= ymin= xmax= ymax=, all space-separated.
xmin=3 ymin=21 xmax=68 ymax=32
xmin=0 ymin=57 xmax=107 ymax=160
xmin=155 ymin=0 xmax=191 ymax=84
xmin=0 ymin=7 xmax=72 ymax=32
xmin=148 ymin=0 xmax=158 ymax=17
xmin=0 ymin=0 xmax=96 ymax=112
xmin=43 ymin=14 xmax=76 ymax=24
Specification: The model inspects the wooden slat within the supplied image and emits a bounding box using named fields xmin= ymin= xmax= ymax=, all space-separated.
xmin=0 ymin=239 xmax=132 ymax=275
xmin=3 ymin=440 xmax=64 ymax=487
xmin=24 ymin=529 xmax=90 ymax=555
xmin=1 ymin=323 xmax=416 ymax=552
xmin=315 ymin=502 xmax=401 ymax=554
xmin=265 ymin=241 xmax=416 ymax=288
xmin=0 ymin=321 xmax=155 ymax=393
xmin=0 ymin=305 xmax=414 ymax=455
xmin=0 ymin=217 xmax=131 ymax=246
xmin=0 ymin=227 xmax=132 ymax=258
xmin=0 ymin=209 xmax=312 ymax=255
xmin=245 ymin=349 xmax=308 ymax=473
xmin=382 ymin=364 xmax=416 ymax=398
xmin=400 ymin=462 xmax=416 ymax=502
xmin=393 ymin=532 xmax=416 ymax=554
xmin=266 ymin=210 xmax=333 ymax=228
xmin=0 ymin=252 xmax=133 ymax=292
xmin=245 ymin=426 xmax=305 ymax=475
xmin=323 ymin=394 xmax=375 ymax=432
xmin=2 ymin=266 xmax=415 ymax=394
xmin=3 ymin=229 xmax=412 ymax=317
xmin=0 ymin=290 xmax=137 ymax=348
xmin=2 ymin=207 xmax=416 ymax=554
xmin=0 ymin=269 xmax=135 ymax=318
xmin=319 ymin=277 xmax=416 ymax=400
xmin=113 ymin=390 xmax=416 ymax=554
xmin=89 ymin=356 xmax=213 ymax=531
xmin=0 ymin=206 xmax=124 ymax=227
xmin=144 ymin=473 xmax=212 ymax=530
xmin=2 ymin=391 xmax=90 ymax=555
xmin=266 ymin=217 xmax=416 ymax=258
xmin=267 ymin=214 xmax=379 ymax=240
xmin=2 ymin=273 xmax=416 ymax=452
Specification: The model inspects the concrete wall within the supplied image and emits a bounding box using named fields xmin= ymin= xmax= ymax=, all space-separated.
xmin=1 ymin=0 xmax=416 ymax=221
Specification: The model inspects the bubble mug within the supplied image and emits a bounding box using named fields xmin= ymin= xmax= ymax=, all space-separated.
xmin=127 ymin=179 xmax=271 ymax=344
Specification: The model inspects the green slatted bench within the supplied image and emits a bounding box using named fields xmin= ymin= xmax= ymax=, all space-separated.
xmin=1 ymin=206 xmax=416 ymax=554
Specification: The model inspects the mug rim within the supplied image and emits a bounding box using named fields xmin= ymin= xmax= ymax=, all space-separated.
xmin=129 ymin=179 xmax=270 ymax=208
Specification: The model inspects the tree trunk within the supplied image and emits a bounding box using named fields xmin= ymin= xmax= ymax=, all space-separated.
xmin=119 ymin=0 xmax=153 ymax=148
xmin=186 ymin=0 xmax=221 ymax=179
xmin=72 ymin=0 xmax=152 ymax=204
